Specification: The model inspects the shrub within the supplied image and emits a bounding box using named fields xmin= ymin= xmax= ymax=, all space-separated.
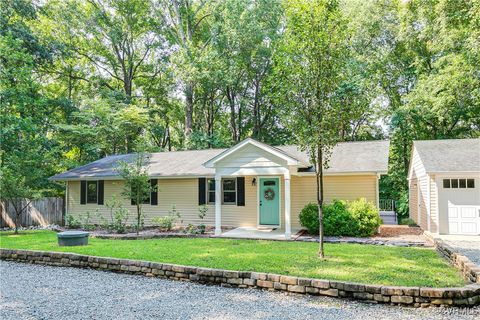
xmin=299 ymin=198 xmax=381 ymax=237
xmin=81 ymin=210 xmax=96 ymax=231
xmin=324 ymin=200 xmax=358 ymax=236
xmin=197 ymin=205 xmax=208 ymax=234
xmin=298 ymin=203 xmax=319 ymax=235
xmin=66 ymin=214 xmax=81 ymax=229
xmin=400 ymin=217 xmax=417 ymax=227
xmin=103 ymin=197 xmax=130 ymax=233
xmin=152 ymin=206 xmax=181 ymax=231
xmin=153 ymin=216 xmax=177 ymax=231
xmin=347 ymin=198 xmax=382 ymax=237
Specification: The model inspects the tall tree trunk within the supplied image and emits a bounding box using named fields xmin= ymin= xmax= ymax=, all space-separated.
xmin=184 ymin=82 xmax=194 ymax=139
xmin=252 ymin=79 xmax=260 ymax=139
xmin=226 ymin=87 xmax=237 ymax=142
xmin=124 ymin=77 xmax=132 ymax=103
xmin=316 ymin=146 xmax=325 ymax=258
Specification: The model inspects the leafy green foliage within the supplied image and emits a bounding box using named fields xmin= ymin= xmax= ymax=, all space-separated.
xmin=152 ymin=206 xmax=181 ymax=231
xmin=399 ymin=218 xmax=417 ymax=227
xmin=2 ymin=0 xmax=479 ymax=223
xmin=103 ymin=196 xmax=130 ymax=234
xmin=80 ymin=210 xmax=96 ymax=231
xmin=65 ymin=214 xmax=81 ymax=229
xmin=276 ymin=0 xmax=352 ymax=257
xmin=395 ymin=192 xmax=410 ymax=220
xmin=299 ymin=199 xmax=381 ymax=237
xmin=117 ymin=152 xmax=152 ymax=234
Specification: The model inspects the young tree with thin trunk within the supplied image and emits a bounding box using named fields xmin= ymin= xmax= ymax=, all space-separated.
xmin=117 ymin=152 xmax=153 ymax=235
xmin=277 ymin=0 xmax=349 ymax=258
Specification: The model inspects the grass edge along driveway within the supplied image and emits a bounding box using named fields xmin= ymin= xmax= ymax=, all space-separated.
xmin=0 ymin=230 xmax=464 ymax=288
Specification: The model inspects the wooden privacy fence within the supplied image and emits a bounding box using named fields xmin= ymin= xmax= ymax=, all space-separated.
xmin=0 ymin=197 xmax=64 ymax=228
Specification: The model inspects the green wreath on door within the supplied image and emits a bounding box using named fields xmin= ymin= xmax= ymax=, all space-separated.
xmin=264 ymin=188 xmax=275 ymax=200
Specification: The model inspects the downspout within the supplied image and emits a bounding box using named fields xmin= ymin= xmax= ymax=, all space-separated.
xmin=65 ymin=181 xmax=68 ymax=226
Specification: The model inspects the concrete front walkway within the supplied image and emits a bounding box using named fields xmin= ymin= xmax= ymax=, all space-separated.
xmin=219 ymin=227 xmax=301 ymax=240
xmin=436 ymin=235 xmax=480 ymax=266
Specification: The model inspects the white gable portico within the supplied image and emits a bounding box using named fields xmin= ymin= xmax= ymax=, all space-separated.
xmin=203 ymin=138 xmax=309 ymax=239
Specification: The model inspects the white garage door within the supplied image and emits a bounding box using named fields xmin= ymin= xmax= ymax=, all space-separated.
xmin=439 ymin=177 xmax=480 ymax=235
xmin=448 ymin=205 xmax=480 ymax=235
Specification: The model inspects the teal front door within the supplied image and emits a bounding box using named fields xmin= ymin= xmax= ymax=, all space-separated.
xmin=259 ymin=177 xmax=280 ymax=225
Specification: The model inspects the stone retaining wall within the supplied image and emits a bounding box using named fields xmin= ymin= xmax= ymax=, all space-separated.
xmin=1 ymin=249 xmax=479 ymax=308
xmin=431 ymin=238 xmax=480 ymax=284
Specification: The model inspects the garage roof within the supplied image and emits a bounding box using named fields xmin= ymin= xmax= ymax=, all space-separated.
xmin=50 ymin=139 xmax=390 ymax=180
xmin=413 ymin=138 xmax=480 ymax=173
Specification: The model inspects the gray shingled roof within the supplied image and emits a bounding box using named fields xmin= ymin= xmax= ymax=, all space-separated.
xmin=414 ymin=138 xmax=480 ymax=173
xmin=50 ymin=140 xmax=390 ymax=180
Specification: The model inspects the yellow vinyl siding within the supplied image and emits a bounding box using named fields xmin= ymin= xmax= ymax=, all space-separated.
xmin=290 ymin=175 xmax=378 ymax=229
xmin=68 ymin=178 xmax=258 ymax=228
xmin=68 ymin=174 xmax=378 ymax=229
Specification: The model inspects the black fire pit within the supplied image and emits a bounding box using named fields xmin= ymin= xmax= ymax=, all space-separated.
xmin=57 ymin=231 xmax=89 ymax=246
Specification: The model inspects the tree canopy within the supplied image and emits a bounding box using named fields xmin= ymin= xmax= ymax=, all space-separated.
xmin=1 ymin=0 xmax=479 ymax=204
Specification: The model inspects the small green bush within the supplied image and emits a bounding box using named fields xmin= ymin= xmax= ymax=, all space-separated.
xmin=66 ymin=214 xmax=81 ymax=229
xmin=400 ymin=217 xmax=417 ymax=227
xmin=81 ymin=210 xmax=96 ymax=231
xmin=323 ymin=200 xmax=357 ymax=236
xmin=103 ymin=197 xmax=130 ymax=233
xmin=298 ymin=203 xmax=319 ymax=235
xmin=153 ymin=216 xmax=177 ymax=231
xmin=299 ymin=198 xmax=381 ymax=237
xmin=348 ymin=198 xmax=382 ymax=237
xmin=152 ymin=206 xmax=181 ymax=231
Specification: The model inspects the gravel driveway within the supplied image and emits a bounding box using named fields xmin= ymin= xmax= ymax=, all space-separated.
xmin=438 ymin=235 xmax=480 ymax=266
xmin=1 ymin=261 xmax=479 ymax=320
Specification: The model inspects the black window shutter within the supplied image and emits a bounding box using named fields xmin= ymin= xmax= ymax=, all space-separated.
xmin=198 ymin=177 xmax=206 ymax=205
xmin=97 ymin=180 xmax=104 ymax=205
xmin=80 ymin=180 xmax=86 ymax=205
xmin=237 ymin=177 xmax=245 ymax=206
xmin=150 ymin=179 xmax=158 ymax=205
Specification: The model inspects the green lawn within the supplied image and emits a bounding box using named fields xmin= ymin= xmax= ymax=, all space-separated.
xmin=0 ymin=230 xmax=464 ymax=287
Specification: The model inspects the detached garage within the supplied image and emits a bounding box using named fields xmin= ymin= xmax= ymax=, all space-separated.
xmin=408 ymin=139 xmax=480 ymax=235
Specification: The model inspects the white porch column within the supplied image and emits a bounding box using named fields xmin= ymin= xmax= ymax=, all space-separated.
xmin=215 ymin=174 xmax=222 ymax=236
xmin=284 ymin=173 xmax=291 ymax=239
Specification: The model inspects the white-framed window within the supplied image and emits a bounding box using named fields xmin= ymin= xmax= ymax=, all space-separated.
xmin=207 ymin=179 xmax=216 ymax=204
xmin=206 ymin=178 xmax=237 ymax=204
xmin=222 ymin=178 xmax=237 ymax=204
xmin=443 ymin=178 xmax=475 ymax=189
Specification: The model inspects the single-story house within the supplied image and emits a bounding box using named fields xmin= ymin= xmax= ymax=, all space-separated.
xmin=408 ymin=138 xmax=480 ymax=235
xmin=51 ymin=138 xmax=389 ymax=238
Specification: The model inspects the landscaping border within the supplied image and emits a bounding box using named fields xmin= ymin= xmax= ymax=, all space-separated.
xmin=93 ymin=231 xmax=431 ymax=247
xmin=1 ymin=248 xmax=479 ymax=308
